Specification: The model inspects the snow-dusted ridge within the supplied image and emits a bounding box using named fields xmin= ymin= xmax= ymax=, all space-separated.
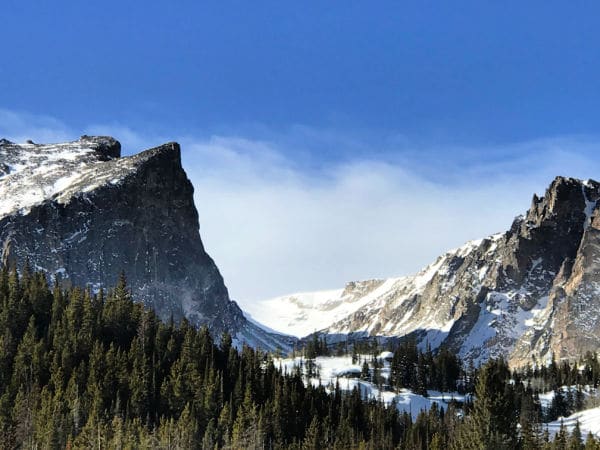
xmin=6 ymin=139 xmax=600 ymax=363
xmin=243 ymin=278 xmax=407 ymax=338
xmin=248 ymin=234 xmax=503 ymax=348
xmin=245 ymin=236 xmax=498 ymax=340
xmin=250 ymin=176 xmax=600 ymax=366
xmin=0 ymin=136 xmax=178 ymax=218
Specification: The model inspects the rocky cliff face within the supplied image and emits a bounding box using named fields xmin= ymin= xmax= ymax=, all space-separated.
xmin=0 ymin=136 xmax=292 ymax=350
xmin=252 ymin=176 xmax=600 ymax=366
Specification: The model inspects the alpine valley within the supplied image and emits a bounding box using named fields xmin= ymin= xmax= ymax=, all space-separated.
xmin=3 ymin=136 xmax=600 ymax=448
xmin=3 ymin=136 xmax=600 ymax=368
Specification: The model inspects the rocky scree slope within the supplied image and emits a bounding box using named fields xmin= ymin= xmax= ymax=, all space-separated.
xmin=255 ymin=177 xmax=600 ymax=366
xmin=0 ymin=136 xmax=290 ymax=350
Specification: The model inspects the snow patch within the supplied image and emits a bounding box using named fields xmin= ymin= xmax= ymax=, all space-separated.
xmin=546 ymin=406 xmax=600 ymax=439
xmin=244 ymin=278 xmax=408 ymax=337
xmin=582 ymin=185 xmax=597 ymax=230
xmin=0 ymin=138 xmax=150 ymax=219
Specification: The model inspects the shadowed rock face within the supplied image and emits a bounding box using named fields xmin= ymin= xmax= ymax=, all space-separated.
xmin=313 ymin=176 xmax=600 ymax=367
xmin=0 ymin=136 xmax=287 ymax=348
xmin=518 ymin=179 xmax=600 ymax=365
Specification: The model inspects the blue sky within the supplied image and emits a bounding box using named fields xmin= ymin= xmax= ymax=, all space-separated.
xmin=2 ymin=2 xmax=600 ymax=302
xmin=3 ymin=1 xmax=600 ymax=144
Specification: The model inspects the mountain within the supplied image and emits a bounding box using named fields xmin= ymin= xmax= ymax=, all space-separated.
xmin=0 ymin=136 xmax=292 ymax=351
xmin=251 ymin=176 xmax=600 ymax=366
xmin=243 ymin=278 xmax=409 ymax=338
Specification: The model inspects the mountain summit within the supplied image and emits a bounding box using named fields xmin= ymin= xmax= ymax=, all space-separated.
xmin=251 ymin=176 xmax=600 ymax=366
xmin=0 ymin=136 xmax=290 ymax=350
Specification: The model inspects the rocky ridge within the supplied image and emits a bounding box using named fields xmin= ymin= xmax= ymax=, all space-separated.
xmin=253 ymin=176 xmax=600 ymax=366
xmin=0 ymin=136 xmax=292 ymax=351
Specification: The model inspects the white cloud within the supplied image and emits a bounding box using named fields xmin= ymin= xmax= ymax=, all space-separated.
xmin=0 ymin=108 xmax=74 ymax=143
xmin=3 ymin=108 xmax=600 ymax=306
xmin=180 ymin=132 xmax=600 ymax=305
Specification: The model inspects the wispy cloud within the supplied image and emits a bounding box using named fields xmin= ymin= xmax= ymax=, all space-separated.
xmin=178 ymin=131 xmax=600 ymax=304
xmin=2 ymin=108 xmax=600 ymax=304
xmin=0 ymin=108 xmax=74 ymax=143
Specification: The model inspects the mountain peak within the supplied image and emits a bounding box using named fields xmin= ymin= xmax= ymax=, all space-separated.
xmin=78 ymin=135 xmax=122 ymax=158
xmin=0 ymin=137 xmax=182 ymax=218
xmin=250 ymin=175 xmax=600 ymax=366
xmin=0 ymin=136 xmax=292 ymax=351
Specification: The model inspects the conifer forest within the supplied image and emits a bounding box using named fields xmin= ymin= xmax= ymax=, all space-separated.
xmin=1 ymin=265 xmax=600 ymax=449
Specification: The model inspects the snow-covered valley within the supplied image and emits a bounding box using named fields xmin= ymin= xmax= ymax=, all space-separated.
xmin=275 ymin=354 xmax=467 ymax=420
xmin=275 ymin=353 xmax=600 ymax=440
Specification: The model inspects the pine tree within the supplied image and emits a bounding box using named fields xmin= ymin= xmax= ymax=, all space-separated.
xmin=568 ymin=420 xmax=584 ymax=450
xmin=520 ymin=388 xmax=542 ymax=449
xmin=361 ymin=360 xmax=370 ymax=380
xmin=302 ymin=415 xmax=322 ymax=450
xmin=549 ymin=388 xmax=569 ymax=421
xmin=553 ymin=421 xmax=568 ymax=450
xmin=452 ymin=358 xmax=517 ymax=450
xmin=175 ymin=403 xmax=199 ymax=449
xmin=584 ymin=432 xmax=600 ymax=450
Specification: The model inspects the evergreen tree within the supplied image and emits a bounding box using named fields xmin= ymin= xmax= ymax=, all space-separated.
xmin=568 ymin=420 xmax=584 ymax=450
xmin=548 ymin=388 xmax=569 ymax=421
xmin=302 ymin=415 xmax=322 ymax=450
xmin=520 ymin=388 xmax=542 ymax=449
xmin=361 ymin=360 xmax=370 ymax=380
xmin=453 ymin=358 xmax=518 ymax=450
xmin=584 ymin=432 xmax=600 ymax=450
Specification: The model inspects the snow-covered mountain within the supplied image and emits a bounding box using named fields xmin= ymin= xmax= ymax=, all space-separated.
xmin=0 ymin=136 xmax=292 ymax=351
xmin=7 ymin=138 xmax=599 ymax=363
xmin=243 ymin=278 xmax=409 ymax=338
xmin=251 ymin=177 xmax=600 ymax=366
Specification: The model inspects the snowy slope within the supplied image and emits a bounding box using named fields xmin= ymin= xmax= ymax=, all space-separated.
xmin=0 ymin=136 xmax=133 ymax=218
xmin=250 ymin=233 xmax=517 ymax=362
xmin=537 ymin=386 xmax=599 ymax=439
xmin=243 ymin=278 xmax=408 ymax=337
xmin=278 ymin=355 xmax=600 ymax=435
xmin=546 ymin=406 xmax=600 ymax=439
xmin=248 ymin=226 xmax=554 ymax=365
xmin=246 ymin=237 xmax=490 ymax=339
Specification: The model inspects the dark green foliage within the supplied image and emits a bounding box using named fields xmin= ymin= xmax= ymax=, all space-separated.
xmin=453 ymin=358 xmax=519 ymax=449
xmin=548 ymin=388 xmax=570 ymax=422
xmin=0 ymin=268 xmax=409 ymax=449
xmin=0 ymin=267 xmax=597 ymax=449
xmin=304 ymin=333 xmax=329 ymax=359
xmin=390 ymin=339 xmax=462 ymax=393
